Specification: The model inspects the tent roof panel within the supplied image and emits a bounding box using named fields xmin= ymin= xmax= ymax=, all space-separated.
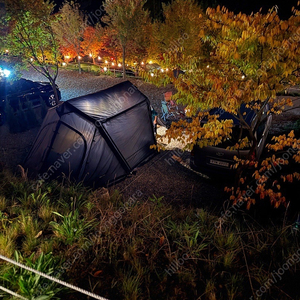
xmin=66 ymin=81 xmax=147 ymax=121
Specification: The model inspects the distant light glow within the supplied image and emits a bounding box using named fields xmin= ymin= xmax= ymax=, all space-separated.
xmin=0 ymin=68 xmax=11 ymax=77
xmin=78 ymin=56 xmax=81 ymax=60
xmin=111 ymin=62 xmax=115 ymax=66
xmin=149 ymin=60 xmax=153 ymax=64
xmin=65 ymin=55 xmax=70 ymax=59
xmin=118 ymin=63 xmax=122 ymax=67
xmin=166 ymin=68 xmax=169 ymax=71
xmin=62 ymin=62 xmax=66 ymax=66
xmin=104 ymin=67 xmax=107 ymax=71
xmin=98 ymin=56 xmax=101 ymax=60
xmin=161 ymin=68 xmax=164 ymax=72
xmin=206 ymin=65 xmax=209 ymax=68
xmin=242 ymin=75 xmax=245 ymax=79
xmin=5 ymin=49 xmax=9 ymax=53
xmin=141 ymin=62 xmax=144 ymax=65
xmin=30 ymin=58 xmax=34 ymax=61
xmin=89 ymin=53 xmax=92 ymax=57
xmin=150 ymin=73 xmax=154 ymax=77
xmin=105 ymin=60 xmax=108 ymax=64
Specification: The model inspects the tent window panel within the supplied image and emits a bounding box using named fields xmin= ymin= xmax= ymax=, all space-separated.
xmin=61 ymin=113 xmax=95 ymax=144
xmin=44 ymin=124 xmax=86 ymax=177
xmin=103 ymin=103 xmax=155 ymax=168
xmin=83 ymin=132 xmax=127 ymax=185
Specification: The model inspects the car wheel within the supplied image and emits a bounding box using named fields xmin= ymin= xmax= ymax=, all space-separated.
xmin=0 ymin=111 xmax=5 ymax=126
xmin=46 ymin=94 xmax=57 ymax=107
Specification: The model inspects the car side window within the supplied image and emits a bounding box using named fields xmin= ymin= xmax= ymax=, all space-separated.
xmin=257 ymin=118 xmax=267 ymax=141
xmin=19 ymin=79 xmax=34 ymax=92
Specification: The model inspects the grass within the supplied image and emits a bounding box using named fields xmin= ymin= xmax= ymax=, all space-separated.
xmin=0 ymin=168 xmax=300 ymax=299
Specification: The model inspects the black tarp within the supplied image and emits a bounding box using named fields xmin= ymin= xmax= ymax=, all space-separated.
xmin=24 ymin=81 xmax=156 ymax=186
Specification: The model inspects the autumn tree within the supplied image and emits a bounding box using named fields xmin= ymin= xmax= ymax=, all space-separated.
xmin=102 ymin=0 xmax=150 ymax=78
xmin=149 ymin=0 xmax=204 ymax=66
xmin=145 ymin=5 xmax=300 ymax=208
xmin=1 ymin=0 xmax=61 ymax=104
xmin=60 ymin=45 xmax=77 ymax=63
xmin=82 ymin=25 xmax=103 ymax=64
xmin=54 ymin=1 xmax=87 ymax=74
xmin=100 ymin=27 xmax=123 ymax=63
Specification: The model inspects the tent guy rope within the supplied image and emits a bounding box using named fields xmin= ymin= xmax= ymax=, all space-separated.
xmin=0 ymin=254 xmax=109 ymax=300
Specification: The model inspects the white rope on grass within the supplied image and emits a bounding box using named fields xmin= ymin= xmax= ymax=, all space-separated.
xmin=0 ymin=254 xmax=109 ymax=300
xmin=0 ymin=285 xmax=28 ymax=300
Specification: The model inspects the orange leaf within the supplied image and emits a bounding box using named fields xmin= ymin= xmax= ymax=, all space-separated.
xmin=93 ymin=270 xmax=103 ymax=277
xmin=159 ymin=236 xmax=165 ymax=246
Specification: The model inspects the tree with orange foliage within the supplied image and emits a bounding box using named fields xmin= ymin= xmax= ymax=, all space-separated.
xmin=99 ymin=27 xmax=123 ymax=63
xmin=82 ymin=26 xmax=103 ymax=64
xmin=145 ymin=4 xmax=300 ymax=209
xmin=60 ymin=45 xmax=77 ymax=63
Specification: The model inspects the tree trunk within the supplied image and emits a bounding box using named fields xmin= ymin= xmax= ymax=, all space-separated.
xmin=78 ymin=58 xmax=81 ymax=74
xmin=122 ymin=45 xmax=126 ymax=79
xmin=234 ymin=126 xmax=257 ymax=187
xmin=49 ymin=78 xmax=60 ymax=105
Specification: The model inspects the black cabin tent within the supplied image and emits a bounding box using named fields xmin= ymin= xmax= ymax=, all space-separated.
xmin=24 ymin=81 xmax=156 ymax=186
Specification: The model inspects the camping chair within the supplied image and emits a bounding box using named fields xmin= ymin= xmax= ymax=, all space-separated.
xmin=164 ymin=91 xmax=177 ymax=110
xmin=161 ymin=100 xmax=175 ymax=122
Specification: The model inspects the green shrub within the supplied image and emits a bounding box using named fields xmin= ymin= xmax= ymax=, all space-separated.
xmin=50 ymin=210 xmax=96 ymax=245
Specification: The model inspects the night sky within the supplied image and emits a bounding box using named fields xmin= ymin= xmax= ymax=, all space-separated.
xmin=53 ymin=0 xmax=299 ymax=20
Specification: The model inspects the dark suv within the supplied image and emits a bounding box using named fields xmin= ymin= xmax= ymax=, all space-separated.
xmin=190 ymin=105 xmax=272 ymax=177
xmin=0 ymin=78 xmax=61 ymax=125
